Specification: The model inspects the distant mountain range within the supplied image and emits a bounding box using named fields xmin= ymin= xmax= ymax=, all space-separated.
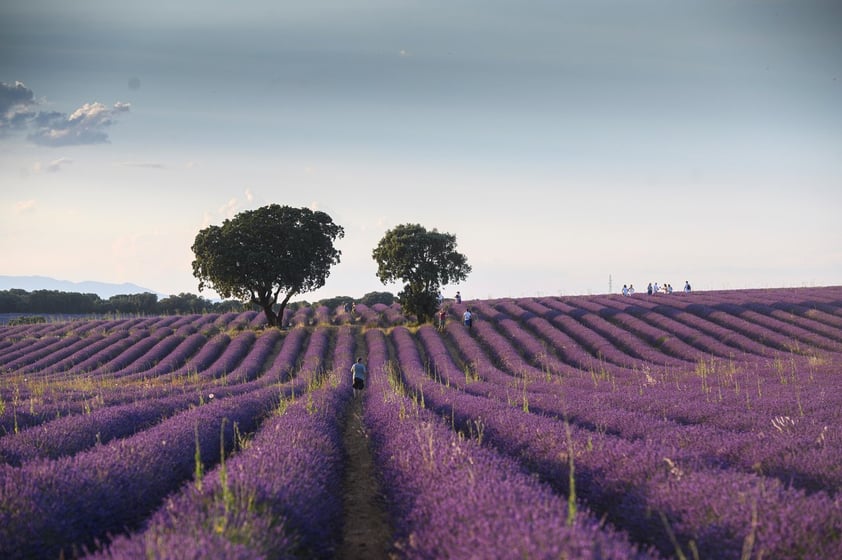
xmin=0 ymin=276 xmax=163 ymax=299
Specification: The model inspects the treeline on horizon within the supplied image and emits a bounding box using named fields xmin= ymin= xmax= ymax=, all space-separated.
xmin=0 ymin=289 xmax=395 ymax=319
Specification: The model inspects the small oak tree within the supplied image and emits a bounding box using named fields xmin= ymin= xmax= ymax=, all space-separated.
xmin=191 ymin=204 xmax=344 ymax=327
xmin=372 ymin=223 xmax=470 ymax=323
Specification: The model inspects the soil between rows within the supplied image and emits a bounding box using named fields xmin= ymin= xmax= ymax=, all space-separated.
xmin=338 ymin=394 xmax=393 ymax=559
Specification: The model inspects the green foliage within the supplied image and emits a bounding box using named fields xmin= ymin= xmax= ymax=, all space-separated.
xmin=315 ymin=295 xmax=354 ymax=310
xmin=106 ymin=292 xmax=158 ymax=314
xmin=372 ymin=224 xmax=470 ymax=323
xmin=359 ymin=291 xmax=395 ymax=306
xmin=0 ymin=289 xmax=240 ymax=316
xmin=191 ymin=204 xmax=344 ymax=327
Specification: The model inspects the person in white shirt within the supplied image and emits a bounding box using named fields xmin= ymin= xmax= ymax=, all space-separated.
xmin=463 ymin=308 xmax=473 ymax=328
xmin=351 ymin=357 xmax=367 ymax=397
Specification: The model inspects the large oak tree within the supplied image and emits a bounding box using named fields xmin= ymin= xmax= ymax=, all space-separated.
xmin=372 ymin=223 xmax=470 ymax=323
xmin=191 ymin=204 xmax=344 ymax=327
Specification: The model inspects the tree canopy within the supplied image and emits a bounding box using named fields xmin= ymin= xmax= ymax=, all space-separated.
xmin=191 ymin=204 xmax=344 ymax=327
xmin=372 ymin=223 xmax=470 ymax=323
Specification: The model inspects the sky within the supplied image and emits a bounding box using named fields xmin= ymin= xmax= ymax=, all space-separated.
xmin=1 ymin=0 xmax=841 ymax=302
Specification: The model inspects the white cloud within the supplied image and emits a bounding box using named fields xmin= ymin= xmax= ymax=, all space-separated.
xmin=27 ymin=99 xmax=131 ymax=147
xmin=14 ymin=199 xmax=36 ymax=214
xmin=219 ymin=198 xmax=239 ymax=218
xmin=117 ymin=161 xmax=166 ymax=169
xmin=45 ymin=157 xmax=73 ymax=173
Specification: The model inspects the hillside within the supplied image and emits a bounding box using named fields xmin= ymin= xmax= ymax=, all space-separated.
xmin=0 ymin=275 xmax=160 ymax=299
xmin=1 ymin=285 xmax=841 ymax=558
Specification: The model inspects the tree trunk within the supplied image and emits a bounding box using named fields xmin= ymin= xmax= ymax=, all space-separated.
xmin=261 ymin=305 xmax=279 ymax=328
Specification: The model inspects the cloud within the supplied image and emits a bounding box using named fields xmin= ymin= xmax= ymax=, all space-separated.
xmin=0 ymin=81 xmax=36 ymax=130
xmin=14 ymin=199 xmax=36 ymax=214
xmin=219 ymin=198 xmax=240 ymax=218
xmin=117 ymin=161 xmax=166 ymax=169
xmin=0 ymin=81 xmax=131 ymax=146
xmin=29 ymin=101 xmax=131 ymax=147
xmin=48 ymin=157 xmax=73 ymax=172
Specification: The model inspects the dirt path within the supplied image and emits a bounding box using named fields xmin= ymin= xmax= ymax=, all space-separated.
xmin=338 ymin=395 xmax=393 ymax=559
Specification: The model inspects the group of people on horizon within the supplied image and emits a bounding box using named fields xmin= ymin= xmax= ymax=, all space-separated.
xmin=436 ymin=290 xmax=475 ymax=331
xmin=622 ymin=281 xmax=691 ymax=296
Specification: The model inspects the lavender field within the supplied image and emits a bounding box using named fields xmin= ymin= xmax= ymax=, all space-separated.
xmin=2 ymin=286 xmax=842 ymax=559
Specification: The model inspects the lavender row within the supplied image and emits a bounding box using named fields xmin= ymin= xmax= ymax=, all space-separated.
xmin=215 ymin=328 xmax=281 ymax=384
xmin=1 ymin=327 xmax=280 ymax=458
xmin=586 ymin=294 xmax=770 ymax=359
xmin=390 ymin=327 xmax=842 ymax=558
xmin=539 ymin=298 xmax=695 ymax=369
xmin=136 ymin=331 xmax=234 ymax=383
xmin=0 ymin=328 xmax=284 ymax=444
xmin=82 ymin=327 xmax=175 ymax=376
xmin=562 ymin=296 xmax=731 ymax=363
xmin=87 ymin=328 xmax=346 ymax=558
xmin=42 ymin=330 xmax=154 ymax=377
xmin=513 ymin=297 xmax=650 ymax=370
xmin=494 ymin=299 xmax=636 ymax=375
xmin=468 ymin=301 xmax=583 ymax=377
xmin=362 ymin=327 xmax=655 ymax=559
xmin=731 ymin=298 xmax=842 ymax=350
xmin=0 ymin=383 xmax=281 ymax=559
xmin=417 ymin=323 xmax=842 ymax=493
xmin=556 ymin=298 xmax=700 ymax=366
xmin=296 ymin=326 xmax=331 ymax=379
xmin=89 ymin=376 xmax=351 ymax=559
xmin=713 ymin=298 xmax=842 ymax=354
xmin=704 ymin=291 xmax=842 ymax=343
xmin=0 ymin=335 xmax=74 ymax=370
xmin=115 ymin=332 xmax=210 ymax=380
xmin=26 ymin=330 xmax=136 ymax=376
xmin=766 ymin=297 xmax=842 ymax=331
xmin=627 ymin=292 xmax=830 ymax=356
xmin=0 ymin=391 xmax=206 ymax=466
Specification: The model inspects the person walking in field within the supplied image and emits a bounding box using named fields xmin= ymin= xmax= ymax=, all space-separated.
xmin=438 ymin=308 xmax=447 ymax=331
xmin=351 ymin=357 xmax=367 ymax=397
xmin=463 ymin=308 xmax=473 ymax=329
xmin=455 ymin=291 xmax=462 ymax=304
xmin=684 ymin=280 xmax=692 ymax=293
